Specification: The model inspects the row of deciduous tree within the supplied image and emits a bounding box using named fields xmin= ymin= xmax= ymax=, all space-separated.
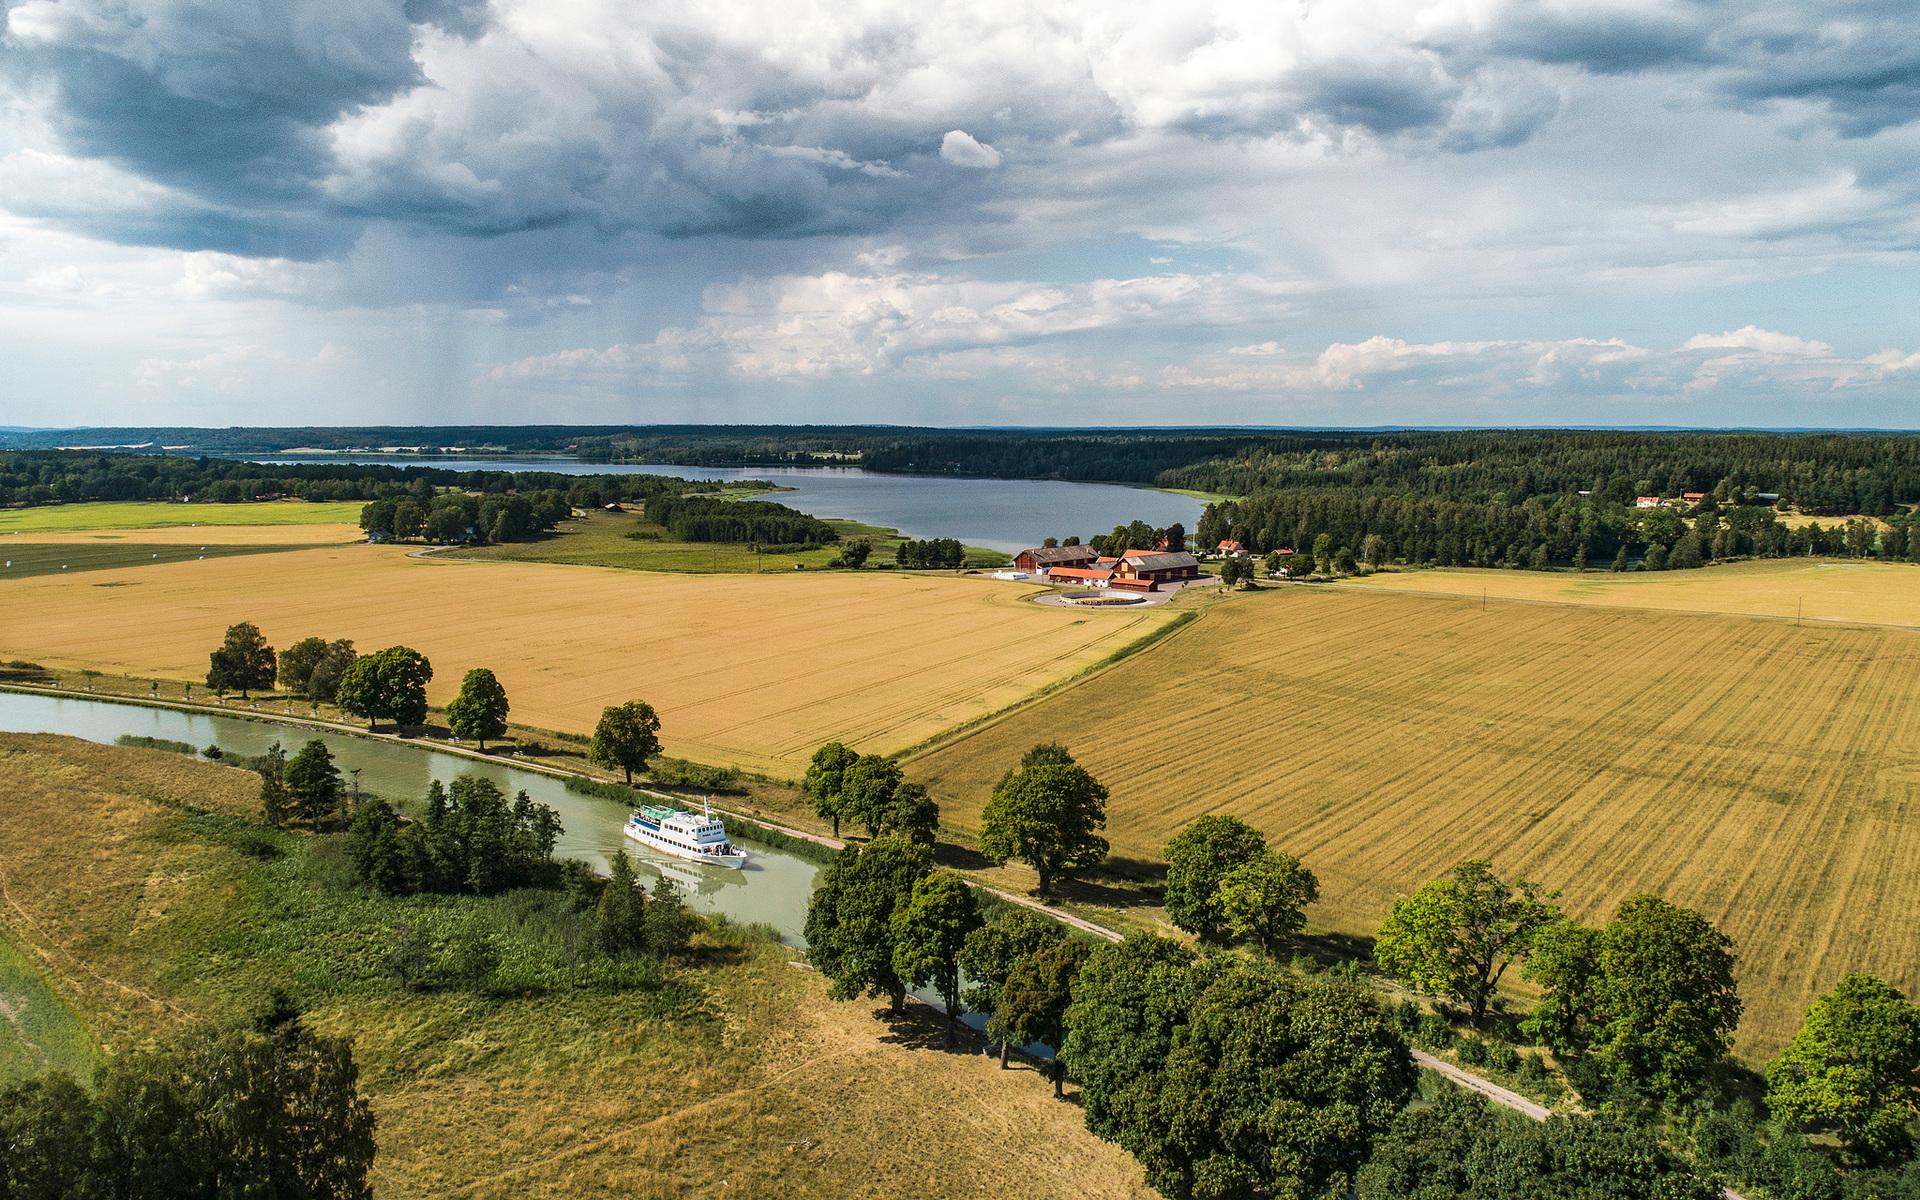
xmin=358 ymin=490 xmax=572 ymax=545
xmin=207 ymin=623 xmax=516 ymax=748
xmin=892 ymin=537 xmax=966 ymax=568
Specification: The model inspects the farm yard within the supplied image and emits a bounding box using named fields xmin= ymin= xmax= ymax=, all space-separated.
xmin=0 ymin=541 xmax=1170 ymax=775
xmin=908 ymin=584 xmax=1920 ymax=1057
xmin=1343 ymin=557 xmax=1920 ymax=628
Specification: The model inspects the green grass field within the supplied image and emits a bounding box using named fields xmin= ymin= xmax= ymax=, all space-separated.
xmin=0 ymin=541 xmax=318 ymax=579
xmin=0 ymin=500 xmax=366 ymax=533
xmin=446 ymin=508 xmax=1007 ymax=573
xmin=0 ymin=930 xmax=97 ymax=1081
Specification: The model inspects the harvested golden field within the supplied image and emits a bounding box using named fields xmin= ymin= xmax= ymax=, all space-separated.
xmin=909 ymin=587 xmax=1920 ymax=1056
xmin=0 ymin=545 xmax=1169 ymax=775
xmin=1344 ymin=558 xmax=1920 ymax=627
xmin=0 ymin=734 xmax=1152 ymax=1199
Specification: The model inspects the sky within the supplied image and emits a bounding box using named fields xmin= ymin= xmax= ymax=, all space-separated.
xmin=2 ymin=0 xmax=1919 ymax=430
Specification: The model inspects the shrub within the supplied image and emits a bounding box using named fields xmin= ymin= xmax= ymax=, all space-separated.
xmin=1415 ymin=1012 xmax=1455 ymax=1049
xmin=1458 ymin=1036 xmax=1490 ymax=1066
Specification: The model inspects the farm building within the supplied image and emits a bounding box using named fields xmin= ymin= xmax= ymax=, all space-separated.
xmin=1635 ymin=496 xmax=1669 ymax=508
xmin=1013 ymin=545 xmax=1098 ymax=574
xmin=1682 ymin=491 xmax=1706 ymax=504
xmin=1217 ymin=539 xmax=1247 ymax=556
xmin=1110 ymin=551 xmax=1201 ymax=591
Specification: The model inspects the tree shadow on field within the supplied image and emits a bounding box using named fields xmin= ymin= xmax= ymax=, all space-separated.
xmin=1293 ymin=929 xmax=1377 ymax=971
xmin=678 ymin=940 xmax=750 ymax=968
xmin=1045 ymin=855 xmax=1166 ymax=911
xmin=873 ymin=1001 xmax=987 ymax=1058
xmin=933 ymin=842 xmax=997 ymax=873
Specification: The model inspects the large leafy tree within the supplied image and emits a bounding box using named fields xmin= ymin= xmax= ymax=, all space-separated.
xmin=804 ymin=836 xmax=933 ymax=1014
xmin=1163 ymin=814 xmax=1268 ymax=945
xmin=446 ymin=667 xmax=510 ymax=750
xmin=1520 ymin=918 xmax=1604 ymax=1056
xmin=1219 ymin=849 xmax=1320 ymax=958
xmin=979 ymin=761 xmax=1109 ymax=900
xmin=276 ymin=636 xmax=331 ymax=698
xmin=587 ymin=700 xmax=662 ymax=784
xmin=803 ymin=741 xmax=858 ymax=837
xmin=993 ymin=939 xmax=1094 ymax=1097
xmin=838 ymin=754 xmax=903 ymax=838
xmin=1374 ymin=859 xmax=1559 ymax=1026
xmin=1768 ymin=973 xmax=1920 ymax=1159
xmin=335 ymin=645 xmax=433 ymax=731
xmin=960 ymin=907 xmax=1067 ymax=1067
xmin=206 ymin=621 xmax=276 ymax=698
xmin=304 ymin=639 xmax=357 ymax=704
xmin=889 ymin=873 xmax=983 ymax=1044
xmin=1062 ymin=934 xmax=1200 ymax=1147
xmin=872 ymin=781 xmax=940 ymax=846
xmin=1588 ymin=895 xmax=1741 ymax=1103
xmin=1066 ymin=941 xmax=1416 ymax=1200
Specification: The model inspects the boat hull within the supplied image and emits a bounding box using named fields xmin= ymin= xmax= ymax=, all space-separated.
xmin=624 ymin=822 xmax=747 ymax=868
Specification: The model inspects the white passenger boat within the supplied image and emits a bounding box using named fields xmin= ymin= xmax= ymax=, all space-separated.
xmin=624 ymin=801 xmax=748 ymax=868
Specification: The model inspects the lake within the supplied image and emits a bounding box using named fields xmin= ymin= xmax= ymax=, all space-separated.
xmin=252 ymin=456 xmax=1206 ymax=554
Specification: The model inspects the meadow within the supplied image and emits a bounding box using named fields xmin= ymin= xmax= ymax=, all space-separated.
xmin=0 ymin=543 xmax=1172 ymax=775
xmin=0 ymin=734 xmax=1152 ymax=1198
xmin=446 ymin=507 xmax=1004 ymax=573
xmin=0 ymin=540 xmax=319 ymax=579
xmin=0 ymin=499 xmax=367 ymax=532
xmin=909 ymin=585 xmax=1920 ymax=1056
xmin=1342 ymin=557 xmax=1920 ymax=627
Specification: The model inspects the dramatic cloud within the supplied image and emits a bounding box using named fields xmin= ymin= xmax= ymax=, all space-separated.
xmin=4 ymin=0 xmax=1920 ymax=425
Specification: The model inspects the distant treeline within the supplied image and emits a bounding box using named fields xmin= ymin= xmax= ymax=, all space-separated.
xmin=894 ymin=538 xmax=966 ymax=568
xmin=1167 ymin=430 xmax=1920 ymax=515
xmin=644 ymin=495 xmax=840 ymax=545
xmin=0 ymin=449 xmax=694 ymax=510
xmin=1196 ymin=490 xmax=1916 ymax=572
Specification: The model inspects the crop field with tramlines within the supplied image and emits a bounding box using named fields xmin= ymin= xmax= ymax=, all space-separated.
xmin=0 ymin=540 xmax=1171 ymax=775
xmin=909 ymin=585 xmax=1920 ymax=1056
xmin=1342 ymin=557 xmax=1920 ymax=628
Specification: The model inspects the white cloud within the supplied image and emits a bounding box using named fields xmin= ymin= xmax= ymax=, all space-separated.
xmin=939 ymin=130 xmax=1001 ymax=169
xmin=1681 ymin=325 xmax=1833 ymax=357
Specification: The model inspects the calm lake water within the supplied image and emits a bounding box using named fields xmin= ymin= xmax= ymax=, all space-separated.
xmin=253 ymin=456 xmax=1206 ymax=554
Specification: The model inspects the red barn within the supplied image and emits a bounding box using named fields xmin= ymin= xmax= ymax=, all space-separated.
xmin=1012 ymin=545 xmax=1097 ymax=574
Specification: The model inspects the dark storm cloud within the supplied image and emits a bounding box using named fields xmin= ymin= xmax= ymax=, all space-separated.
xmin=7 ymin=0 xmax=1920 ymax=267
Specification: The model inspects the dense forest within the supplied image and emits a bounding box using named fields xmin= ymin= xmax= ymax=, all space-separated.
xmin=0 ymin=449 xmax=694 ymax=510
xmin=1185 ymin=432 xmax=1920 ymax=572
xmin=643 ymin=494 xmax=841 ymax=545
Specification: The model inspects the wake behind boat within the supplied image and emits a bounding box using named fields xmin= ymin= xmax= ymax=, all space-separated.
xmin=624 ymin=801 xmax=748 ymax=868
